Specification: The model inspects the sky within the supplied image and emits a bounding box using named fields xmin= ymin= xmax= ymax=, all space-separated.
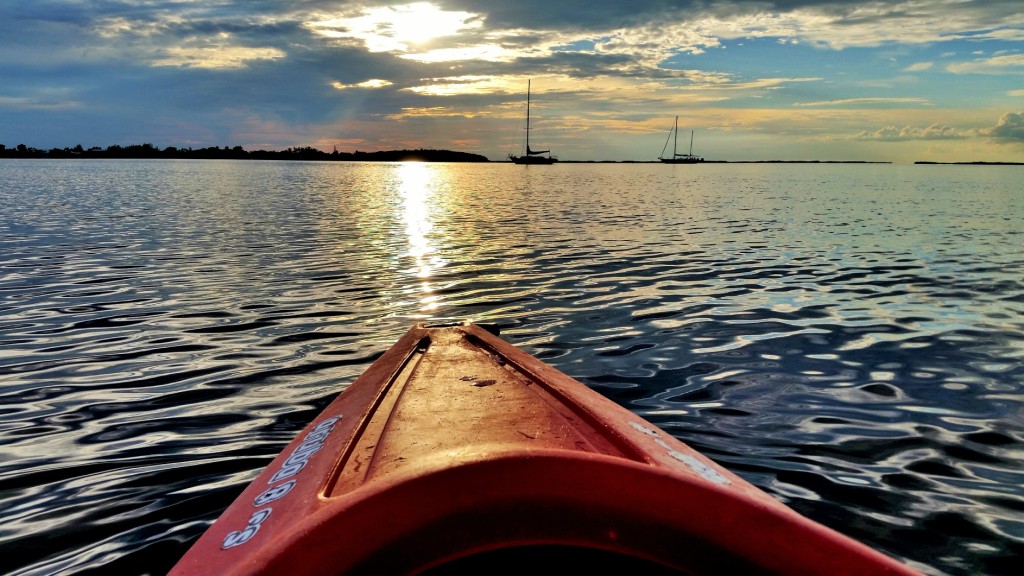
xmin=1 ymin=0 xmax=1022 ymax=162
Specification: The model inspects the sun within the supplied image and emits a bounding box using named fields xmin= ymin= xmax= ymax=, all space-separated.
xmin=385 ymin=2 xmax=474 ymax=46
xmin=308 ymin=2 xmax=480 ymax=53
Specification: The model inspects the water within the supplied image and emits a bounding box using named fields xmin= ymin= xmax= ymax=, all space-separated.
xmin=0 ymin=159 xmax=1021 ymax=575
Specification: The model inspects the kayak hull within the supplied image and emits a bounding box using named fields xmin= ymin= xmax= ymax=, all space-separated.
xmin=170 ymin=322 xmax=919 ymax=575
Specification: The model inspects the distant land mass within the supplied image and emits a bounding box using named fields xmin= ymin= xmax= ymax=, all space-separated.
xmin=914 ymin=161 xmax=1023 ymax=165
xmin=13 ymin=144 xmax=1012 ymax=165
xmin=0 ymin=143 xmax=490 ymax=163
xmin=557 ymin=159 xmax=892 ymax=164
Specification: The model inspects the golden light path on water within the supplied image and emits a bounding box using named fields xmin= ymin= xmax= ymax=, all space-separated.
xmin=397 ymin=162 xmax=443 ymax=315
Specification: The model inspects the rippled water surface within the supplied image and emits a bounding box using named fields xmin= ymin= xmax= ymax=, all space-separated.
xmin=1 ymin=159 xmax=1021 ymax=575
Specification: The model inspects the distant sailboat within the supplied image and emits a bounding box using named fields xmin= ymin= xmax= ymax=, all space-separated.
xmin=659 ymin=116 xmax=703 ymax=164
xmin=509 ymin=80 xmax=557 ymax=165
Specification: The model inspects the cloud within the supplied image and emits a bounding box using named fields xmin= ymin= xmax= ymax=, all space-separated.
xmin=401 ymin=45 xmax=517 ymax=63
xmin=387 ymin=107 xmax=481 ymax=119
xmin=399 ymin=72 xmax=815 ymax=104
xmin=691 ymin=0 xmax=1024 ymax=50
xmin=152 ymin=46 xmax=286 ymax=69
xmin=404 ymin=75 xmax=515 ymax=96
xmin=982 ymin=27 xmax=1024 ymax=42
xmin=305 ymin=2 xmax=481 ymax=53
xmin=795 ymin=97 xmax=931 ymax=107
xmin=295 ymin=2 xmax=1023 ymax=83
xmin=304 ymin=2 xmax=720 ymax=73
xmin=857 ymin=111 xmax=1024 ymax=142
xmin=331 ymin=79 xmax=394 ymax=90
xmin=1 ymin=0 xmax=1022 ymax=159
xmin=982 ymin=111 xmax=1024 ymax=141
xmin=947 ymin=53 xmax=1024 ymax=74
xmin=856 ymin=124 xmax=970 ymax=141
xmin=444 ymin=1 xmax=1024 ymax=46
xmin=0 ymin=95 xmax=82 ymax=111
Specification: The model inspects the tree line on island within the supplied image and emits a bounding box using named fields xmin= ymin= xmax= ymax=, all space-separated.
xmin=0 ymin=143 xmax=490 ymax=162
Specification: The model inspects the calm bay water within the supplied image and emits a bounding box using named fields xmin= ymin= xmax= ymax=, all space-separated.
xmin=0 ymin=159 xmax=1021 ymax=575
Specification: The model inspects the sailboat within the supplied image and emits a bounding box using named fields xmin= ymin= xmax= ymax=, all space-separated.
xmin=659 ymin=116 xmax=703 ymax=164
xmin=509 ymin=80 xmax=557 ymax=164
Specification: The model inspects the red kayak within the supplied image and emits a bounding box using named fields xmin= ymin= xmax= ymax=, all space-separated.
xmin=170 ymin=322 xmax=920 ymax=575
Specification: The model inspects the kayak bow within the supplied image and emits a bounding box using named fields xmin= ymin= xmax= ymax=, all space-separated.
xmin=170 ymin=322 xmax=920 ymax=575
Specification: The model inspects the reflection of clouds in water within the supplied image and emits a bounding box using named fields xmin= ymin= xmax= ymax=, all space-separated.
xmin=398 ymin=162 xmax=441 ymax=312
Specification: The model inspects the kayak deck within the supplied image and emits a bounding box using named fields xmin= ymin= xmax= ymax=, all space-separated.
xmin=330 ymin=326 xmax=647 ymax=495
xmin=171 ymin=322 xmax=920 ymax=575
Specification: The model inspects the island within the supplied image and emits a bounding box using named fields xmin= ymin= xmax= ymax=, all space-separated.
xmin=914 ymin=161 xmax=1022 ymax=165
xmin=0 ymin=143 xmax=490 ymax=163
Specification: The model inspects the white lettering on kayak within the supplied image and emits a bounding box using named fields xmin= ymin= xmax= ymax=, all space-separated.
xmin=654 ymin=438 xmax=730 ymax=485
xmin=222 ymin=508 xmax=272 ymax=549
xmin=268 ymin=416 xmax=342 ymax=484
xmin=254 ymin=480 xmax=296 ymax=507
xmin=628 ymin=422 xmax=660 ymax=437
xmin=629 ymin=421 xmax=731 ymax=486
xmin=220 ymin=415 xmax=342 ymax=550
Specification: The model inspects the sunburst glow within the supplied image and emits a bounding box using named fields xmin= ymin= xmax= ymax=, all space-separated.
xmin=307 ymin=2 xmax=480 ymax=53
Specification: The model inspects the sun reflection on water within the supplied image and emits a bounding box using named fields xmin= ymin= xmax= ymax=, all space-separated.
xmin=397 ymin=162 xmax=444 ymax=314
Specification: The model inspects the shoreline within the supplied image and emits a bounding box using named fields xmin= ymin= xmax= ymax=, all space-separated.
xmin=553 ymin=160 xmax=893 ymax=164
xmin=914 ymin=161 xmax=1023 ymax=166
xmin=2 ymin=144 xmax=1018 ymax=165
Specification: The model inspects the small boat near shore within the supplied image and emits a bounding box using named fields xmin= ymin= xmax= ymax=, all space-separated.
xmin=509 ymin=80 xmax=557 ymax=165
xmin=659 ymin=115 xmax=703 ymax=163
xmin=170 ymin=322 xmax=920 ymax=575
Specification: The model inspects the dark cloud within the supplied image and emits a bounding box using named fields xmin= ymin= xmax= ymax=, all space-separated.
xmin=449 ymin=0 xmax=668 ymax=30
xmin=494 ymin=52 xmax=637 ymax=79
xmin=446 ymin=0 xmax=1024 ymax=31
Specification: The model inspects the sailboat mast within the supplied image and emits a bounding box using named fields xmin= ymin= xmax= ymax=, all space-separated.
xmin=525 ymin=79 xmax=531 ymax=154
xmin=673 ymin=116 xmax=678 ymax=157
